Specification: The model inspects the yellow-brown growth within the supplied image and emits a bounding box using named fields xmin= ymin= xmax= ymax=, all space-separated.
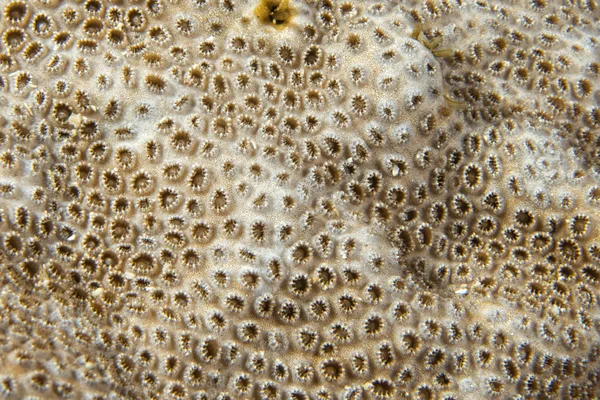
xmin=254 ymin=0 xmax=296 ymax=30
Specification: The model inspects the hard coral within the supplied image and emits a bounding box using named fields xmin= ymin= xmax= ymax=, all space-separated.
xmin=0 ymin=0 xmax=600 ymax=399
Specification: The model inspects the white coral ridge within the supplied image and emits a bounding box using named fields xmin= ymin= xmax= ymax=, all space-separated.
xmin=0 ymin=0 xmax=600 ymax=399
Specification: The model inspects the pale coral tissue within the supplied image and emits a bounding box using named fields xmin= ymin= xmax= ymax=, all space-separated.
xmin=0 ymin=0 xmax=599 ymax=399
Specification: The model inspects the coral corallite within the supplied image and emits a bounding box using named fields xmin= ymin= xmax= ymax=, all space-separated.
xmin=1 ymin=0 xmax=600 ymax=399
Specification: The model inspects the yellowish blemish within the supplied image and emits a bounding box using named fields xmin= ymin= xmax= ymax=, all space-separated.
xmin=254 ymin=0 xmax=296 ymax=30
xmin=444 ymin=93 xmax=467 ymax=108
xmin=412 ymin=24 xmax=452 ymax=56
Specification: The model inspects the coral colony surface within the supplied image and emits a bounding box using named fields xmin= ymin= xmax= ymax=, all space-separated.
xmin=0 ymin=0 xmax=600 ymax=398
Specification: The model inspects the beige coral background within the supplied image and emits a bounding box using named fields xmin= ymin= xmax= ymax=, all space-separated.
xmin=0 ymin=0 xmax=599 ymax=399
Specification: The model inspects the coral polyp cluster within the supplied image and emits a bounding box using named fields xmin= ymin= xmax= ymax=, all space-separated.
xmin=0 ymin=0 xmax=599 ymax=399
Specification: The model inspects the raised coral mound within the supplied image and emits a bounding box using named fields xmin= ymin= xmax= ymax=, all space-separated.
xmin=0 ymin=0 xmax=599 ymax=399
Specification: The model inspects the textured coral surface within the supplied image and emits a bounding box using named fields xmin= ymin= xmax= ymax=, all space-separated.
xmin=0 ymin=0 xmax=599 ymax=399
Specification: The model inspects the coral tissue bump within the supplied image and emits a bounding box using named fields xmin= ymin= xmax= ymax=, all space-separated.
xmin=0 ymin=0 xmax=599 ymax=398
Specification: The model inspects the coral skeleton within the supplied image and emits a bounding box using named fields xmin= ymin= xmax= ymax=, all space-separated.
xmin=0 ymin=0 xmax=599 ymax=398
